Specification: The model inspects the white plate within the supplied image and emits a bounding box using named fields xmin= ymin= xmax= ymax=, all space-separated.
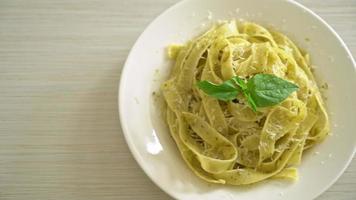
xmin=119 ymin=0 xmax=356 ymax=199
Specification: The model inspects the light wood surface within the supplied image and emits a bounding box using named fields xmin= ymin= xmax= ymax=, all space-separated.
xmin=0 ymin=0 xmax=355 ymax=199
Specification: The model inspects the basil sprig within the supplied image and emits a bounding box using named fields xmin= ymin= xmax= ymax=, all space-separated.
xmin=197 ymin=74 xmax=299 ymax=112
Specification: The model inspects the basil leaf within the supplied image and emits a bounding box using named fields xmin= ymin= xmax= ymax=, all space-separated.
xmin=197 ymin=73 xmax=299 ymax=111
xmin=197 ymin=80 xmax=239 ymax=101
xmin=247 ymin=74 xmax=299 ymax=107
xmin=231 ymin=76 xmax=247 ymax=91
xmin=231 ymin=76 xmax=258 ymax=112
xmin=245 ymin=93 xmax=258 ymax=112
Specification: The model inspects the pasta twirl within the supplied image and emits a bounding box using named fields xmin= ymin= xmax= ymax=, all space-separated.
xmin=161 ymin=21 xmax=329 ymax=185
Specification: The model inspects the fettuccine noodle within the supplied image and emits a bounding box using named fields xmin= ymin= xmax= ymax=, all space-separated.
xmin=161 ymin=21 xmax=329 ymax=185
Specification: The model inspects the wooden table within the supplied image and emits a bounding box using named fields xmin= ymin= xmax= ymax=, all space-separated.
xmin=0 ymin=0 xmax=355 ymax=199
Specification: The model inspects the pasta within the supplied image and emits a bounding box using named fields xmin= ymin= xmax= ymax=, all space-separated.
xmin=161 ymin=21 xmax=329 ymax=185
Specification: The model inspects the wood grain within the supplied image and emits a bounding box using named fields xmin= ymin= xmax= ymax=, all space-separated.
xmin=0 ymin=0 xmax=354 ymax=199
